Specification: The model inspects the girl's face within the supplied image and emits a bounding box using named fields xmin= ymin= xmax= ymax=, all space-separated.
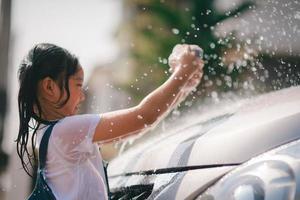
xmin=60 ymin=67 xmax=86 ymax=116
xmin=37 ymin=66 xmax=86 ymax=120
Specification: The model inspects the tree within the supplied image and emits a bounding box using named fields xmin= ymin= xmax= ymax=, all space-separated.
xmin=119 ymin=0 xmax=259 ymax=101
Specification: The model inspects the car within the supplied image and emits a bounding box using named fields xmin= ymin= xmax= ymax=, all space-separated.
xmin=107 ymin=86 xmax=300 ymax=200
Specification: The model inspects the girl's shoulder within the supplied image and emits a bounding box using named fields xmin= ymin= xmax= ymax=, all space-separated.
xmin=55 ymin=114 xmax=101 ymax=129
xmin=51 ymin=114 xmax=101 ymax=142
xmin=45 ymin=114 xmax=101 ymax=158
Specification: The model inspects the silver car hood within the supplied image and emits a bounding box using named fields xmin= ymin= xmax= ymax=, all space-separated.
xmin=108 ymin=86 xmax=300 ymax=176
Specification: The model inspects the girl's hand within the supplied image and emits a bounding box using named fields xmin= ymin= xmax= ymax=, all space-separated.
xmin=168 ymin=44 xmax=204 ymax=79
xmin=184 ymin=67 xmax=203 ymax=92
xmin=166 ymin=44 xmax=204 ymax=109
xmin=175 ymin=68 xmax=203 ymax=104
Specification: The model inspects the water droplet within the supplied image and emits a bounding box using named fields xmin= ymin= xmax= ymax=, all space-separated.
xmin=172 ymin=28 xmax=180 ymax=35
xmin=163 ymin=58 xmax=168 ymax=64
xmin=295 ymin=11 xmax=300 ymax=20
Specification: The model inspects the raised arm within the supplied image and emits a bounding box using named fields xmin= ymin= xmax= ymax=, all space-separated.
xmin=93 ymin=45 xmax=204 ymax=143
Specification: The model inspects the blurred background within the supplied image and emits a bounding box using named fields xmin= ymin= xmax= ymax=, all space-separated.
xmin=0 ymin=0 xmax=299 ymax=199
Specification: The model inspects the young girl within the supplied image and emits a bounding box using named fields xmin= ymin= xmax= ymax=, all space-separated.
xmin=16 ymin=43 xmax=204 ymax=200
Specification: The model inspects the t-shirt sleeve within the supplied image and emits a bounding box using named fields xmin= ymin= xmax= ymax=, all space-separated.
xmin=50 ymin=114 xmax=101 ymax=163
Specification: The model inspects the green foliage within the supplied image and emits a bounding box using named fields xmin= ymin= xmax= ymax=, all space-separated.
xmin=122 ymin=0 xmax=257 ymax=99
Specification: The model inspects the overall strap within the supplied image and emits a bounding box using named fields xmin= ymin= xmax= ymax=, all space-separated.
xmin=103 ymin=160 xmax=111 ymax=199
xmin=38 ymin=122 xmax=57 ymax=170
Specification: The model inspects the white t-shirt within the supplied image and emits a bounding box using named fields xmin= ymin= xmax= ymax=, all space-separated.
xmin=36 ymin=114 xmax=108 ymax=200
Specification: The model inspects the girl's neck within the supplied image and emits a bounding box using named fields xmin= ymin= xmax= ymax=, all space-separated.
xmin=42 ymin=110 xmax=65 ymax=121
xmin=34 ymin=104 xmax=66 ymax=122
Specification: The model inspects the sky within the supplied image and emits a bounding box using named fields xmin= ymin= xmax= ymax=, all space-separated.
xmin=10 ymin=0 xmax=122 ymax=81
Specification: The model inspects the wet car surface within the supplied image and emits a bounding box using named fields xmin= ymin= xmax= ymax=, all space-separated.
xmin=107 ymin=86 xmax=300 ymax=200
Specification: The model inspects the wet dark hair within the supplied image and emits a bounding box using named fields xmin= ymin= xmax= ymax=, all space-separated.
xmin=16 ymin=43 xmax=79 ymax=177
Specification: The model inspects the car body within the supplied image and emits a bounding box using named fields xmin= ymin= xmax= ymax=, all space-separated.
xmin=107 ymin=86 xmax=300 ymax=200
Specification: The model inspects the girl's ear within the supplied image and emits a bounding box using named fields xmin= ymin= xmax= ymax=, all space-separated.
xmin=41 ymin=77 xmax=60 ymax=97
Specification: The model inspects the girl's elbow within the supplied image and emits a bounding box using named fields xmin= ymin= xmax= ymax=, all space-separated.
xmin=138 ymin=105 xmax=159 ymax=126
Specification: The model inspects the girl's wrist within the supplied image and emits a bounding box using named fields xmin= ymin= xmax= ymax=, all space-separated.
xmin=172 ymin=63 xmax=198 ymax=83
xmin=171 ymin=67 xmax=191 ymax=85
